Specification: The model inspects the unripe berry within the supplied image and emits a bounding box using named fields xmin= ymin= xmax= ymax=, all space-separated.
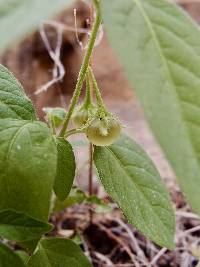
xmin=72 ymin=104 xmax=97 ymax=128
xmin=86 ymin=114 xmax=121 ymax=146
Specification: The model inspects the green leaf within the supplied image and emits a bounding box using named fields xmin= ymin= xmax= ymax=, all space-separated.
xmin=0 ymin=242 xmax=25 ymax=267
xmin=0 ymin=210 xmax=52 ymax=242
xmin=54 ymin=138 xmax=76 ymax=201
xmin=101 ymin=0 xmax=200 ymax=215
xmin=71 ymin=234 xmax=82 ymax=245
xmin=87 ymin=196 xmax=113 ymax=214
xmin=53 ymin=186 xmax=87 ymax=212
xmin=27 ymin=238 xmax=92 ymax=267
xmin=0 ymin=64 xmax=36 ymax=120
xmin=15 ymin=250 xmax=29 ymax=264
xmin=53 ymin=187 xmax=112 ymax=214
xmin=19 ymin=239 xmax=40 ymax=254
xmin=43 ymin=107 xmax=66 ymax=128
xmin=0 ymin=0 xmax=74 ymax=52
xmin=94 ymin=135 xmax=175 ymax=249
xmin=0 ymin=119 xmax=57 ymax=222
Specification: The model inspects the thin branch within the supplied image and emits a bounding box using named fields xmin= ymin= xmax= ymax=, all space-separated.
xmin=88 ymin=143 xmax=93 ymax=223
xmin=179 ymin=225 xmax=200 ymax=238
xmin=44 ymin=20 xmax=89 ymax=34
xmin=59 ymin=7 xmax=102 ymax=137
xmin=97 ymin=223 xmax=140 ymax=267
xmin=150 ymin=248 xmax=168 ymax=266
xmin=176 ymin=211 xmax=200 ymax=220
xmin=93 ymin=251 xmax=114 ymax=266
xmin=74 ymin=9 xmax=84 ymax=50
xmin=115 ymin=218 xmax=149 ymax=266
xmin=35 ymin=26 xmax=65 ymax=95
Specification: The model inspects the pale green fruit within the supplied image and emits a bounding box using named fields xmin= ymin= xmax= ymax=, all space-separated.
xmin=86 ymin=115 xmax=121 ymax=146
xmin=72 ymin=104 xmax=97 ymax=128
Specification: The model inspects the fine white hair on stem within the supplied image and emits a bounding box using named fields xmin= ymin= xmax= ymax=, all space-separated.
xmin=35 ymin=25 xmax=65 ymax=95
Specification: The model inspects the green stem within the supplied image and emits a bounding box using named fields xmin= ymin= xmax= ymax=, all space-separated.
xmin=65 ymin=129 xmax=83 ymax=138
xmin=51 ymin=118 xmax=56 ymax=135
xmin=88 ymin=66 xmax=106 ymax=111
xmin=65 ymin=127 xmax=86 ymax=138
xmin=93 ymin=0 xmax=99 ymax=9
xmin=59 ymin=7 xmax=102 ymax=137
xmin=84 ymin=72 xmax=92 ymax=107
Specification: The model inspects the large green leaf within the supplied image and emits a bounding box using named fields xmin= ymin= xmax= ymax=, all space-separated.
xmin=16 ymin=250 xmax=29 ymax=264
xmin=27 ymin=238 xmax=92 ymax=267
xmin=0 ymin=210 xmax=52 ymax=242
xmin=0 ymin=119 xmax=57 ymax=221
xmin=19 ymin=239 xmax=41 ymax=254
xmin=54 ymin=138 xmax=76 ymax=201
xmin=101 ymin=0 xmax=200 ymax=214
xmin=0 ymin=64 xmax=36 ymax=120
xmin=0 ymin=0 xmax=74 ymax=52
xmin=94 ymin=135 xmax=175 ymax=249
xmin=0 ymin=242 xmax=25 ymax=267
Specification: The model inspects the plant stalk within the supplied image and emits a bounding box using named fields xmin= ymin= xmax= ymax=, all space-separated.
xmin=88 ymin=66 xmax=106 ymax=110
xmin=59 ymin=5 xmax=101 ymax=137
xmin=84 ymin=72 xmax=92 ymax=107
xmin=88 ymin=143 xmax=94 ymax=223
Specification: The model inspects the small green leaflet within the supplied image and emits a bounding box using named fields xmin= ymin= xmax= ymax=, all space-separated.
xmin=0 ymin=0 xmax=74 ymax=52
xmin=94 ymin=135 xmax=175 ymax=249
xmin=27 ymin=238 xmax=92 ymax=267
xmin=87 ymin=196 xmax=113 ymax=214
xmin=0 ymin=64 xmax=36 ymax=120
xmin=0 ymin=119 xmax=57 ymax=222
xmin=0 ymin=242 xmax=25 ymax=267
xmin=54 ymin=186 xmax=87 ymax=212
xmin=43 ymin=107 xmax=66 ymax=128
xmin=54 ymin=186 xmax=111 ymax=213
xmin=101 ymin=0 xmax=200 ymax=215
xmin=54 ymin=138 xmax=76 ymax=201
xmin=0 ymin=210 xmax=52 ymax=242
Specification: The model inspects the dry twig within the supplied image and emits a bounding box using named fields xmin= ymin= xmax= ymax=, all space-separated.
xmin=35 ymin=25 xmax=65 ymax=95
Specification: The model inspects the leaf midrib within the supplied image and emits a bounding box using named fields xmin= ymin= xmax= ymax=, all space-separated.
xmin=105 ymin=146 xmax=172 ymax=238
xmin=0 ymin=222 xmax=45 ymax=229
xmin=133 ymin=0 xmax=200 ymax=170
xmin=4 ymin=121 xmax=31 ymax=197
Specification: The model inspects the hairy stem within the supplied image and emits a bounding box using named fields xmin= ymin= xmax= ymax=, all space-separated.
xmin=88 ymin=143 xmax=94 ymax=223
xmin=59 ymin=6 xmax=101 ymax=137
xmin=84 ymin=72 xmax=92 ymax=107
xmin=88 ymin=66 xmax=106 ymax=110
xmin=65 ymin=127 xmax=86 ymax=138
